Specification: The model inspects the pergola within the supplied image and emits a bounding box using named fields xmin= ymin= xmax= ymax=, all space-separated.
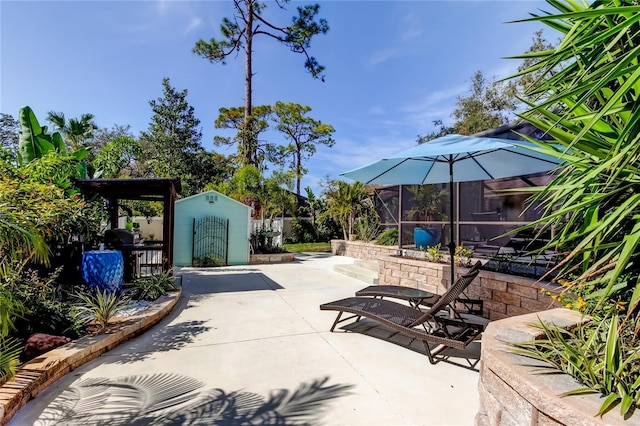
xmin=75 ymin=178 xmax=182 ymax=270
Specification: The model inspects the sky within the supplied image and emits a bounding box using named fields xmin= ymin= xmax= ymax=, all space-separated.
xmin=0 ymin=0 xmax=551 ymax=195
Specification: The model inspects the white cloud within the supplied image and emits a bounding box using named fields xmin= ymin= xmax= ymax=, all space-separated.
xmin=318 ymin=135 xmax=415 ymax=173
xmin=400 ymin=11 xmax=423 ymax=42
xmin=367 ymin=48 xmax=402 ymax=67
xmin=402 ymin=84 xmax=467 ymax=114
xmin=183 ymin=17 xmax=203 ymax=36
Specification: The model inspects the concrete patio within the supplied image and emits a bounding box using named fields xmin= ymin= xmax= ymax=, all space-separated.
xmin=9 ymin=253 xmax=480 ymax=425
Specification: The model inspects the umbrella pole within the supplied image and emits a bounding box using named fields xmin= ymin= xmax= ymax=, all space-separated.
xmin=448 ymin=162 xmax=455 ymax=286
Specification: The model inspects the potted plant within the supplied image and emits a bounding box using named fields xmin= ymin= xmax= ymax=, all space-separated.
xmin=405 ymin=185 xmax=448 ymax=249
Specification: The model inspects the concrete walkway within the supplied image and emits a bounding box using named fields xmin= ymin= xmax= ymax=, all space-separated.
xmin=9 ymin=254 xmax=480 ymax=425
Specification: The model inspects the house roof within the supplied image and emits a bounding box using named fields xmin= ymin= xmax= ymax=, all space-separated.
xmin=474 ymin=121 xmax=553 ymax=142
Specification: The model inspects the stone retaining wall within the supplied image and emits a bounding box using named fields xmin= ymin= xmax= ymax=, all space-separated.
xmin=0 ymin=290 xmax=181 ymax=425
xmin=332 ymin=240 xmax=561 ymax=320
xmin=477 ymin=309 xmax=637 ymax=425
xmin=331 ymin=239 xmax=398 ymax=260
xmin=249 ymin=253 xmax=296 ymax=264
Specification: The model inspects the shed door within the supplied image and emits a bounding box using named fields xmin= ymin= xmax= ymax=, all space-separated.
xmin=192 ymin=216 xmax=229 ymax=266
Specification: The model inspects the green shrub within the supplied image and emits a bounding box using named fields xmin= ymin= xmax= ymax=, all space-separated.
xmin=129 ymin=271 xmax=177 ymax=301
xmin=193 ymin=255 xmax=224 ymax=267
xmin=314 ymin=215 xmax=341 ymax=242
xmin=425 ymin=244 xmax=444 ymax=263
xmin=10 ymin=267 xmax=84 ymax=339
xmin=354 ymin=214 xmax=380 ymax=243
xmin=454 ymin=244 xmax=474 ymax=267
xmin=289 ymin=218 xmax=316 ymax=243
xmin=376 ymin=228 xmax=398 ymax=246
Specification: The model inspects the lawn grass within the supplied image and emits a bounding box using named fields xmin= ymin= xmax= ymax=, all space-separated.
xmin=284 ymin=242 xmax=331 ymax=253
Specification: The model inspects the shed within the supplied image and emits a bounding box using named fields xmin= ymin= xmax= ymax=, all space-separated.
xmin=173 ymin=190 xmax=252 ymax=266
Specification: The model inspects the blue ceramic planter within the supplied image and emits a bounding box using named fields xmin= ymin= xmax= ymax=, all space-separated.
xmin=414 ymin=227 xmax=439 ymax=250
xmin=81 ymin=250 xmax=124 ymax=294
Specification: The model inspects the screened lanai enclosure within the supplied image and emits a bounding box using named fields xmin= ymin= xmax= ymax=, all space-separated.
xmin=369 ymin=122 xmax=558 ymax=256
xmin=374 ymin=171 xmax=553 ymax=256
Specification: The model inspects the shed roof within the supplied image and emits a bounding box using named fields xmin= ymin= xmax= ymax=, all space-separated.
xmin=176 ymin=189 xmax=253 ymax=211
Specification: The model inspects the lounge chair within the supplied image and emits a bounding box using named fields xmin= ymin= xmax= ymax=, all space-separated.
xmin=354 ymin=261 xmax=483 ymax=315
xmin=319 ymin=262 xmax=488 ymax=364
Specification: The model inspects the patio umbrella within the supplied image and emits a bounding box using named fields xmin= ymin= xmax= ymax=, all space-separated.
xmin=341 ymin=134 xmax=562 ymax=285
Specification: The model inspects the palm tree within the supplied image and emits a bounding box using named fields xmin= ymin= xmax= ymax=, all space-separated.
xmin=323 ymin=181 xmax=371 ymax=240
xmin=47 ymin=111 xmax=98 ymax=151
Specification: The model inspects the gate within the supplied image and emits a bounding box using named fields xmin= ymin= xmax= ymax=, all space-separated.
xmin=192 ymin=216 xmax=229 ymax=266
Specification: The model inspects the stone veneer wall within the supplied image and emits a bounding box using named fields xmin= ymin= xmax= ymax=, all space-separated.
xmin=331 ymin=239 xmax=398 ymax=261
xmin=477 ymin=309 xmax=637 ymax=425
xmin=331 ymin=240 xmax=560 ymax=321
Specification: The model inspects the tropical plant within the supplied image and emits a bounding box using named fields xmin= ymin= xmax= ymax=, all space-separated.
xmin=405 ymin=185 xmax=448 ymax=222
xmin=9 ymin=266 xmax=84 ymax=339
xmin=513 ymin=313 xmax=640 ymax=417
xmin=0 ymin=337 xmax=22 ymax=382
xmin=354 ymin=213 xmax=381 ymax=243
xmin=46 ymin=111 xmax=98 ymax=152
xmin=322 ymin=180 xmax=372 ymax=240
xmin=504 ymin=0 xmax=640 ymax=416
xmin=17 ymin=106 xmax=66 ymax=166
xmin=17 ymin=106 xmax=92 ymax=183
xmin=74 ymin=289 xmax=130 ymax=329
xmin=129 ymin=271 xmax=177 ymax=301
xmin=0 ymin=203 xmax=49 ymax=382
xmin=511 ymin=0 xmax=640 ymax=315
xmin=376 ymin=227 xmax=398 ymax=246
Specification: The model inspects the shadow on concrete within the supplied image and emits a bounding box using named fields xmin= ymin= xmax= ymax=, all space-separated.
xmin=181 ymin=268 xmax=261 ymax=275
xmin=292 ymin=252 xmax=334 ymax=261
xmin=110 ymin=319 xmax=211 ymax=365
xmin=33 ymin=374 xmax=353 ymax=425
xmin=341 ymin=319 xmax=482 ymax=371
xmin=184 ymin=272 xmax=284 ymax=295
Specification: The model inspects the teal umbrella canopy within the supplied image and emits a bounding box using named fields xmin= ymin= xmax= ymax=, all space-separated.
xmin=341 ymin=134 xmax=562 ymax=285
xmin=341 ymin=134 xmax=561 ymax=185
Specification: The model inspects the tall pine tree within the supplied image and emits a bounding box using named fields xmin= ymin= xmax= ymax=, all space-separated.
xmin=140 ymin=77 xmax=205 ymax=195
xmin=193 ymin=0 xmax=329 ymax=167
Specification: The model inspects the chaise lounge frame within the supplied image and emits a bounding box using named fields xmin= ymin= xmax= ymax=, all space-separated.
xmin=320 ymin=261 xmax=487 ymax=364
xmin=355 ymin=280 xmax=484 ymax=315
